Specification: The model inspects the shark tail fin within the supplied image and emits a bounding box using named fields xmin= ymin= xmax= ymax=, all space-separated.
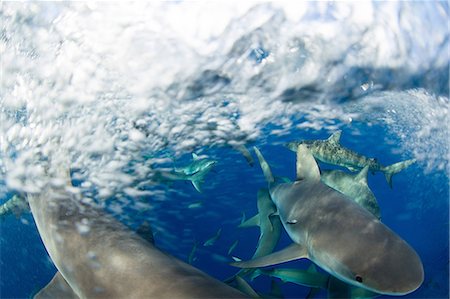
xmin=253 ymin=147 xmax=274 ymax=183
xmin=382 ymin=159 xmax=416 ymax=188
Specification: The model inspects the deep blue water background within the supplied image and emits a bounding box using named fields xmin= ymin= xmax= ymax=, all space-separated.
xmin=0 ymin=121 xmax=448 ymax=299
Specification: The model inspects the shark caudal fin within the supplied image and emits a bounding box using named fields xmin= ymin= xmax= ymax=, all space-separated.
xmin=253 ymin=147 xmax=275 ymax=183
xmin=383 ymin=159 xmax=416 ymax=188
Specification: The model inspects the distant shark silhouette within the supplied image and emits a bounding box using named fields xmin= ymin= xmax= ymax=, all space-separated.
xmin=231 ymin=145 xmax=423 ymax=296
xmin=28 ymin=162 xmax=247 ymax=298
xmin=154 ymin=153 xmax=217 ymax=192
xmin=286 ymin=131 xmax=416 ymax=188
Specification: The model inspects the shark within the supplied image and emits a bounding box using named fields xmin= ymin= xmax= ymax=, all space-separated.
xmin=286 ymin=131 xmax=416 ymax=187
xmin=203 ymin=227 xmax=222 ymax=246
xmin=231 ymin=145 xmax=423 ymax=296
xmin=0 ymin=194 xmax=29 ymax=218
xmin=321 ymin=166 xmax=381 ymax=219
xmin=252 ymin=264 xmax=379 ymax=299
xmin=154 ymin=153 xmax=217 ymax=192
xmin=28 ymin=162 xmax=247 ymax=299
xmin=226 ymin=188 xmax=282 ymax=282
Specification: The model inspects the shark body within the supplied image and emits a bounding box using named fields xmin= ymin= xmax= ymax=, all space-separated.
xmin=321 ymin=166 xmax=380 ymax=219
xmin=28 ymin=165 xmax=247 ymax=299
xmin=232 ymin=145 xmax=423 ymax=296
xmin=286 ymin=131 xmax=416 ymax=187
xmin=227 ymin=188 xmax=282 ymax=282
xmin=154 ymin=153 xmax=217 ymax=192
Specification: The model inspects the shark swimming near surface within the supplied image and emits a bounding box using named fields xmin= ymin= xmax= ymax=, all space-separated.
xmin=28 ymin=160 xmax=247 ymax=299
xmin=0 ymin=194 xmax=29 ymax=219
xmin=286 ymin=131 xmax=416 ymax=188
xmin=154 ymin=153 xmax=217 ymax=192
xmin=231 ymin=145 xmax=423 ymax=296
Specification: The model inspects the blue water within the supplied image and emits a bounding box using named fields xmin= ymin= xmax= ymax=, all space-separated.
xmin=1 ymin=2 xmax=449 ymax=299
xmin=1 ymin=125 xmax=448 ymax=298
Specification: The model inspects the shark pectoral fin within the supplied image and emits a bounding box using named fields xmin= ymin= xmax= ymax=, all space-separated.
xmin=33 ymin=271 xmax=79 ymax=299
xmin=327 ymin=130 xmax=342 ymax=144
xmin=192 ymin=153 xmax=200 ymax=160
xmin=296 ymin=145 xmax=320 ymax=181
xmin=355 ymin=165 xmax=369 ymax=185
xmin=230 ymin=243 xmax=308 ymax=268
xmin=239 ymin=214 xmax=260 ymax=228
xmin=191 ymin=180 xmax=203 ymax=193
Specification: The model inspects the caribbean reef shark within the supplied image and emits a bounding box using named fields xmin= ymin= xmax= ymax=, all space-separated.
xmin=226 ymin=188 xmax=282 ymax=282
xmin=154 ymin=153 xmax=217 ymax=192
xmin=28 ymin=163 xmax=247 ymax=298
xmin=321 ymin=166 xmax=380 ymax=219
xmin=252 ymin=264 xmax=379 ymax=299
xmin=231 ymin=145 xmax=423 ymax=295
xmin=286 ymin=131 xmax=416 ymax=187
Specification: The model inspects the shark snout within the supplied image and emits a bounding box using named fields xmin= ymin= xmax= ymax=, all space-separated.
xmin=352 ymin=238 xmax=424 ymax=295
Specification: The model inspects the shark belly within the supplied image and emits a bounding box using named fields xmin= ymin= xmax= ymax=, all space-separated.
xmin=28 ymin=186 xmax=247 ymax=298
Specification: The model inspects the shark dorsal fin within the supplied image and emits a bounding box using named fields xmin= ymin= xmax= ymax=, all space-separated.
xmin=192 ymin=153 xmax=199 ymax=160
xmin=327 ymin=131 xmax=342 ymax=144
xmin=136 ymin=221 xmax=155 ymax=245
xmin=355 ymin=165 xmax=369 ymax=184
xmin=254 ymin=147 xmax=275 ymax=183
xmin=296 ymin=145 xmax=320 ymax=181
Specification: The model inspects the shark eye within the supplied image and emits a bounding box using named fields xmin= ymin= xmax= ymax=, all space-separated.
xmin=355 ymin=275 xmax=363 ymax=283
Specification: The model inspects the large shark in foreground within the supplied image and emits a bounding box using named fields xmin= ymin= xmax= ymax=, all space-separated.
xmin=154 ymin=153 xmax=217 ymax=192
xmin=286 ymin=131 xmax=416 ymax=187
xmin=232 ymin=145 xmax=423 ymax=295
xmin=28 ymin=163 xmax=247 ymax=298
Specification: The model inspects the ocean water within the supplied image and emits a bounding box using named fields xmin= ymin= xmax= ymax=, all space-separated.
xmin=0 ymin=2 xmax=448 ymax=299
